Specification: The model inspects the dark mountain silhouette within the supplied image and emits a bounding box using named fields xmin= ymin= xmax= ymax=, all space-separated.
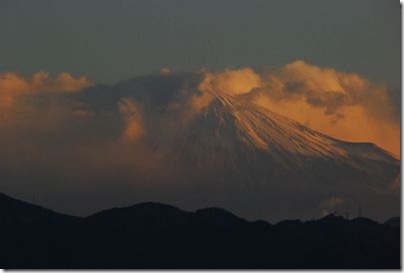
xmin=0 ymin=193 xmax=399 ymax=269
xmin=0 ymin=192 xmax=79 ymax=224
xmin=385 ymin=216 xmax=400 ymax=228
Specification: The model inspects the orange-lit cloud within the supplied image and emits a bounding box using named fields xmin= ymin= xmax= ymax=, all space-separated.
xmin=0 ymin=71 xmax=91 ymax=94
xmin=262 ymin=61 xmax=399 ymax=157
xmin=193 ymin=61 xmax=400 ymax=156
xmin=118 ymin=97 xmax=145 ymax=142
xmin=0 ymin=71 xmax=92 ymax=122
xmin=198 ymin=68 xmax=262 ymax=96
xmin=160 ymin=67 xmax=172 ymax=75
xmin=187 ymin=68 xmax=262 ymax=119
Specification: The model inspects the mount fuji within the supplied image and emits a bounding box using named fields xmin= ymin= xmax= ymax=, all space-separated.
xmin=73 ymin=75 xmax=400 ymax=221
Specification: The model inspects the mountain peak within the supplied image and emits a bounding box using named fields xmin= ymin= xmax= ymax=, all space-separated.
xmin=195 ymin=207 xmax=245 ymax=225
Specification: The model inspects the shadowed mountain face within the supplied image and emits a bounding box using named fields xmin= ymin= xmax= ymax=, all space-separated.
xmin=0 ymin=193 xmax=399 ymax=269
xmin=63 ymin=78 xmax=401 ymax=222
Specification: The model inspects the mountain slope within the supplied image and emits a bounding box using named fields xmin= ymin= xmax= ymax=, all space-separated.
xmin=384 ymin=216 xmax=400 ymax=228
xmin=0 ymin=192 xmax=79 ymax=225
xmin=0 ymin=193 xmax=83 ymax=269
xmin=142 ymin=88 xmax=399 ymax=221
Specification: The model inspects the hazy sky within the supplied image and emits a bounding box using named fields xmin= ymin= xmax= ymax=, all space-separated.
xmin=0 ymin=0 xmax=400 ymax=89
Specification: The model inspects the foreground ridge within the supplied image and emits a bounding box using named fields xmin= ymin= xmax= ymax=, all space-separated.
xmin=0 ymin=193 xmax=399 ymax=269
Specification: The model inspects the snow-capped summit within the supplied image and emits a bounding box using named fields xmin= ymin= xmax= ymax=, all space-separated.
xmin=168 ymin=86 xmax=398 ymax=171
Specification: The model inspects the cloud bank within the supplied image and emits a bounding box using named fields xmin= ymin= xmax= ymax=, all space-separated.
xmin=0 ymin=71 xmax=92 ymax=122
xmin=2 ymin=62 xmax=397 ymax=156
xmin=0 ymin=61 xmax=399 ymax=220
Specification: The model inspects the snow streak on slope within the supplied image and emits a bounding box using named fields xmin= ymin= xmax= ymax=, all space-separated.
xmin=175 ymin=87 xmax=398 ymax=172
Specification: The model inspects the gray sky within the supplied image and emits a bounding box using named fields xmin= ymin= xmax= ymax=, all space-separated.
xmin=0 ymin=0 xmax=400 ymax=88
